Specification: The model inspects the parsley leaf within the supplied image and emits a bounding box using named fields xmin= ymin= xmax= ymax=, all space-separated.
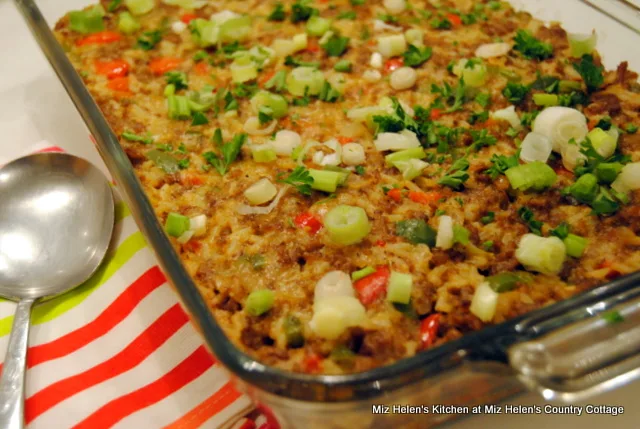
xmin=258 ymin=106 xmax=273 ymax=124
xmin=467 ymin=129 xmax=497 ymax=153
xmin=481 ymin=211 xmax=495 ymax=224
xmin=322 ymin=34 xmax=350 ymax=57
xmin=518 ymin=206 xmax=543 ymax=235
xmin=550 ymin=222 xmax=570 ymax=239
xmin=403 ymin=44 xmax=433 ymax=67
xmin=431 ymin=78 xmax=467 ymax=113
xmin=137 ymin=30 xmax=162 ymax=51
xmin=438 ymin=158 xmax=470 ymax=190
xmin=573 ymin=54 xmax=604 ymax=93
xmin=513 ymin=30 xmax=553 ymax=60
xmin=277 ymin=166 xmax=314 ymax=195
xmin=268 ymin=2 xmax=286 ymax=21
xmin=475 ymin=92 xmax=491 ymax=108
xmin=284 ymin=55 xmax=320 ymax=68
xmin=485 ymin=151 xmax=520 ymax=179
xmin=355 ymin=165 xmax=366 ymax=175
xmin=165 ymin=71 xmax=188 ymax=91
xmin=291 ymin=0 xmax=317 ymax=23
xmin=431 ymin=17 xmax=452 ymax=29
xmin=202 ymin=130 xmax=247 ymax=175
xmin=502 ymin=82 xmax=530 ymax=104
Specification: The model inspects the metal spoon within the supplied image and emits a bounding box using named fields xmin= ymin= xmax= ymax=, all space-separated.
xmin=0 ymin=152 xmax=114 ymax=429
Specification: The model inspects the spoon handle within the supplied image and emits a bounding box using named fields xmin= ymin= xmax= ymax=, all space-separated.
xmin=0 ymin=299 xmax=34 ymax=429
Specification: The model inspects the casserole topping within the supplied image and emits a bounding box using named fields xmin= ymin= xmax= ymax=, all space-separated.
xmin=56 ymin=0 xmax=640 ymax=374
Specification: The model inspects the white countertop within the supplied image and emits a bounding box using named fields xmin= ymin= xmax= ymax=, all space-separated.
xmin=0 ymin=1 xmax=638 ymax=428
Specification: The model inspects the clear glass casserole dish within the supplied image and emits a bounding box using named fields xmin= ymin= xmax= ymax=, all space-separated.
xmin=12 ymin=0 xmax=640 ymax=427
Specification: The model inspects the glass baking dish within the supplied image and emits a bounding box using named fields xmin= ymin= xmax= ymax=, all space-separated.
xmin=12 ymin=0 xmax=640 ymax=427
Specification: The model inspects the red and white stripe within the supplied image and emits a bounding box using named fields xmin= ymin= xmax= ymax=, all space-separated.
xmin=0 ymin=144 xmax=262 ymax=428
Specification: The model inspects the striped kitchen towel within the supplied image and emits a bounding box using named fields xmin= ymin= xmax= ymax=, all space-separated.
xmin=0 ymin=141 xmax=270 ymax=429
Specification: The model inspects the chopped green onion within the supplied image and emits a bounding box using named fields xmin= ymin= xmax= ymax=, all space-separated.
xmin=453 ymin=225 xmax=470 ymax=245
xmin=286 ymin=67 xmax=324 ymax=96
xmin=306 ymin=16 xmax=331 ymax=36
xmin=588 ymin=127 xmax=617 ymax=158
xmin=392 ymin=159 xmax=429 ymax=180
xmin=386 ymin=272 xmax=413 ymax=304
xmin=165 ymin=212 xmax=190 ymax=237
xmin=250 ymin=91 xmax=289 ymax=118
xmin=252 ymin=147 xmax=277 ymax=163
xmin=69 ymin=5 xmax=105 ymax=34
xmin=384 ymin=147 xmax=426 ymax=166
xmin=322 ymin=166 xmax=351 ymax=185
xmin=164 ymin=84 xmax=176 ymax=97
xmin=117 ymin=11 xmax=140 ymax=34
xmin=283 ymin=315 xmax=304 ymax=347
xmin=124 ymin=0 xmax=154 ymax=15
xmin=595 ymin=162 xmax=623 ymax=184
xmin=481 ymin=212 xmax=495 ymax=224
xmin=245 ymin=290 xmax=275 ymax=316
xmin=564 ymin=233 xmax=587 ymax=257
xmin=377 ymin=34 xmax=407 ymax=57
xmin=487 ymin=272 xmax=522 ymax=293
xmin=230 ymin=56 xmax=258 ymax=83
xmin=351 ymin=266 xmax=375 ymax=281
xmin=308 ymin=169 xmax=342 ymax=193
xmin=453 ymin=59 xmax=487 ymax=88
xmin=322 ymin=34 xmax=350 ymax=57
xmin=334 ymin=60 xmax=352 ymax=73
xmin=533 ymin=93 xmax=559 ymax=107
xmin=330 ymin=345 xmax=355 ymax=367
xmin=191 ymin=111 xmax=209 ymax=126
xmin=515 ymin=234 xmax=566 ymax=275
xmin=505 ymin=161 xmax=557 ymax=192
xmin=568 ymin=32 xmax=597 ymax=58
xmin=558 ymin=80 xmax=582 ymax=93
xmin=244 ymin=178 xmax=278 ymax=206
xmin=568 ymin=173 xmax=598 ymax=203
xmin=470 ymin=281 xmax=498 ymax=322
xmin=324 ymin=205 xmax=372 ymax=245
xmin=167 ymin=95 xmax=191 ymax=119
xmin=219 ymin=16 xmax=252 ymax=43
xmin=189 ymin=18 xmax=218 ymax=47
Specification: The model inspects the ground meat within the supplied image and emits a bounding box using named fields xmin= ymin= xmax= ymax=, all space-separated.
xmin=585 ymin=92 xmax=622 ymax=116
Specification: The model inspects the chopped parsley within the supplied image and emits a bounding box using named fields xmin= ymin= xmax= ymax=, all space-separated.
xmin=355 ymin=165 xmax=366 ymax=175
xmin=602 ymin=310 xmax=624 ymax=324
xmin=518 ymin=206 xmax=543 ymax=236
xmin=573 ymin=54 xmax=604 ymax=93
xmin=475 ymin=93 xmax=491 ymax=108
xmin=481 ymin=211 xmax=495 ymax=224
xmin=337 ymin=11 xmax=357 ymax=20
xmin=467 ymin=129 xmax=497 ymax=153
xmin=431 ymin=77 xmax=467 ymax=113
xmin=291 ymin=0 xmax=317 ymax=23
xmin=258 ymin=106 xmax=274 ymax=124
xmin=268 ymin=2 xmax=286 ymax=21
xmin=395 ymin=219 xmax=437 ymax=246
xmin=121 ymin=131 xmax=153 ymax=144
xmin=469 ymin=110 xmax=489 ymax=125
xmin=513 ymin=29 xmax=553 ymax=60
xmin=403 ymin=44 xmax=433 ymax=67
xmin=531 ymin=75 xmax=559 ymax=93
xmin=284 ymin=55 xmax=320 ymax=68
xmin=626 ymin=124 xmax=638 ymax=134
xmin=438 ymin=158 xmax=470 ymax=190
xmin=483 ymin=240 xmax=494 ymax=251
xmin=232 ymin=82 xmax=259 ymax=98
xmin=137 ymin=30 xmax=163 ymax=51
xmin=165 ymin=71 xmax=188 ymax=91
xmin=550 ymin=222 xmax=570 ymax=239
xmin=431 ymin=17 xmax=452 ymax=30
xmin=485 ymin=151 xmax=520 ymax=179
xmin=322 ymin=34 xmax=350 ymax=57
xmin=193 ymin=50 xmax=209 ymax=62
xmin=191 ymin=111 xmax=209 ymax=126
xmin=202 ymin=129 xmax=247 ymax=175
xmin=502 ymin=82 xmax=530 ymax=104
xmin=377 ymin=13 xmax=398 ymax=24
xmin=277 ymin=166 xmax=314 ymax=195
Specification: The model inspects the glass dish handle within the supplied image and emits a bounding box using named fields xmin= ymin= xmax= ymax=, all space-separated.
xmin=509 ymin=292 xmax=640 ymax=402
xmin=579 ymin=0 xmax=640 ymax=35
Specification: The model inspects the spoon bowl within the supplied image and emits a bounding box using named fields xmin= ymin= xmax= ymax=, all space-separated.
xmin=0 ymin=152 xmax=114 ymax=428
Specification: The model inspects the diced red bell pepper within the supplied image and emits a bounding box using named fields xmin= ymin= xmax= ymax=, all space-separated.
xmin=76 ymin=31 xmax=122 ymax=47
xmin=107 ymin=76 xmax=130 ymax=93
xmin=306 ymin=38 xmax=320 ymax=53
xmin=430 ymin=108 xmax=443 ymax=120
xmin=387 ymin=188 xmax=403 ymax=202
xmin=408 ymin=191 xmax=442 ymax=205
xmin=383 ymin=57 xmax=404 ymax=74
xmin=149 ymin=57 xmax=183 ymax=75
xmin=193 ymin=61 xmax=210 ymax=76
xmin=420 ymin=314 xmax=441 ymax=350
xmin=354 ymin=266 xmax=390 ymax=305
xmin=94 ymin=59 xmax=130 ymax=79
xmin=180 ymin=13 xmax=198 ymax=24
xmin=302 ymin=353 xmax=323 ymax=374
xmin=235 ymin=418 xmax=257 ymax=429
xmin=447 ymin=13 xmax=462 ymax=26
xmin=294 ymin=212 xmax=322 ymax=234
xmin=376 ymin=240 xmax=386 ymax=248
xmin=337 ymin=136 xmax=355 ymax=145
